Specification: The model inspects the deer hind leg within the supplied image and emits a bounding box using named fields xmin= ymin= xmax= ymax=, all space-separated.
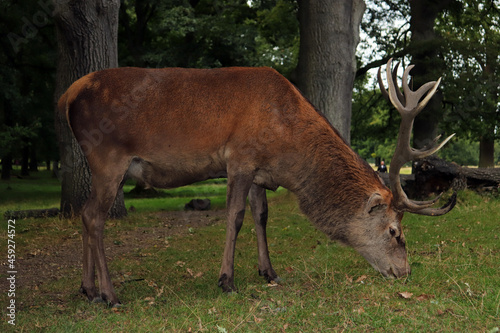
xmin=248 ymin=184 xmax=279 ymax=283
xmin=80 ymin=214 xmax=97 ymax=302
xmin=80 ymin=167 xmax=127 ymax=307
xmin=218 ymin=174 xmax=253 ymax=293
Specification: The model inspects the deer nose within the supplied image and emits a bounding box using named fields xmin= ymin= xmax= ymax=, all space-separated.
xmin=390 ymin=264 xmax=411 ymax=279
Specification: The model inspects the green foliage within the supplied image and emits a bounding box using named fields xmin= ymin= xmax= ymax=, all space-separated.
xmin=118 ymin=0 xmax=299 ymax=75
xmin=2 ymin=0 xmax=497 ymax=171
xmin=351 ymin=71 xmax=400 ymax=163
xmin=360 ymin=0 xmax=410 ymax=63
xmin=0 ymin=122 xmax=41 ymax=157
xmin=437 ymin=137 xmax=479 ymax=166
xmin=0 ymin=0 xmax=57 ymax=168
xmin=436 ymin=0 xmax=500 ymax=143
xmin=357 ymin=0 xmax=499 ymax=165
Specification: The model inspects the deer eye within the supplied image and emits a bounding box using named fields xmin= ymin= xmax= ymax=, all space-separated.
xmin=389 ymin=227 xmax=397 ymax=237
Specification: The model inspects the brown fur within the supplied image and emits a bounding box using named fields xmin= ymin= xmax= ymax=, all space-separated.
xmin=60 ymin=66 xmax=409 ymax=306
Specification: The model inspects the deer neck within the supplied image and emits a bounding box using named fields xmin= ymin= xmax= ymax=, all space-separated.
xmin=286 ymin=124 xmax=383 ymax=241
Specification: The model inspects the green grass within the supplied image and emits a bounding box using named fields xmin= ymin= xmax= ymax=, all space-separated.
xmin=0 ymin=172 xmax=499 ymax=332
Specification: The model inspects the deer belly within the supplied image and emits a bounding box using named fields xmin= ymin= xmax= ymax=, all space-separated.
xmin=126 ymin=156 xmax=227 ymax=189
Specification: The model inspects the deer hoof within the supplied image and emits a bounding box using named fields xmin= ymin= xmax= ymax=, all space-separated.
xmin=91 ymin=297 xmax=105 ymax=304
xmin=258 ymin=269 xmax=280 ymax=283
xmin=80 ymin=285 xmax=100 ymax=303
xmin=218 ymin=273 xmax=237 ymax=293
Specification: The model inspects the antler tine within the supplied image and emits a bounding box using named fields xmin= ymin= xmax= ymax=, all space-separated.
xmin=392 ymin=61 xmax=405 ymax=104
xmin=409 ymin=192 xmax=457 ymax=216
xmin=380 ymin=59 xmax=456 ymax=216
xmin=401 ymin=64 xmax=415 ymax=103
xmin=411 ymin=133 xmax=456 ymax=160
xmin=385 ymin=59 xmax=405 ymax=113
xmin=378 ymin=60 xmax=404 ymax=104
xmin=413 ymin=78 xmax=441 ymax=115
xmin=377 ymin=66 xmax=389 ymax=101
xmin=401 ymin=65 xmax=441 ymax=115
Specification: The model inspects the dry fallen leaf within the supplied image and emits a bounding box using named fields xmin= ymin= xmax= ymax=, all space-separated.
xmin=355 ymin=275 xmax=368 ymax=283
xmin=267 ymin=280 xmax=279 ymax=287
xmin=253 ymin=315 xmax=264 ymax=324
xmin=353 ymin=307 xmax=365 ymax=314
xmin=397 ymin=291 xmax=413 ymax=299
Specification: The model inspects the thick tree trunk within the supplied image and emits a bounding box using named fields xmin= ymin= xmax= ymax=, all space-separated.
xmin=296 ymin=0 xmax=365 ymax=145
xmin=54 ymin=0 xmax=126 ymax=218
xmin=409 ymin=0 xmax=450 ymax=149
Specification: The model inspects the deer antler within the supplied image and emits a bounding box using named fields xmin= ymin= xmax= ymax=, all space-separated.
xmin=378 ymin=58 xmax=457 ymax=216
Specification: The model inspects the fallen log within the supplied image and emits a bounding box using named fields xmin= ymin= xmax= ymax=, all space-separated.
xmin=414 ymin=156 xmax=500 ymax=195
xmin=379 ymin=156 xmax=500 ymax=197
xmin=4 ymin=208 xmax=60 ymax=219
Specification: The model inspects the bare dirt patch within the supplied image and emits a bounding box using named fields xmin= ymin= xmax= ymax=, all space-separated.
xmin=1 ymin=210 xmax=226 ymax=299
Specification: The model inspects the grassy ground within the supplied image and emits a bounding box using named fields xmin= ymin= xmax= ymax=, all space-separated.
xmin=1 ymin=171 xmax=499 ymax=332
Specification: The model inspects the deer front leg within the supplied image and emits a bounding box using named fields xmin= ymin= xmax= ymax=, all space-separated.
xmin=218 ymin=174 xmax=253 ymax=293
xmin=248 ymin=184 xmax=279 ymax=283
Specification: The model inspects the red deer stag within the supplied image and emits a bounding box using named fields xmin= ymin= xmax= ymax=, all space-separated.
xmin=59 ymin=59 xmax=456 ymax=306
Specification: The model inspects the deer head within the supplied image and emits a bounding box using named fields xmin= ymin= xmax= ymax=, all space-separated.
xmin=341 ymin=59 xmax=457 ymax=279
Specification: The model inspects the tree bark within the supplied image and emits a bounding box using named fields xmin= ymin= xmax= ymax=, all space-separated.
xmin=296 ymin=0 xmax=366 ymax=145
xmin=21 ymin=145 xmax=29 ymax=176
xmin=29 ymin=144 xmax=38 ymax=172
xmin=478 ymin=48 xmax=498 ymax=168
xmin=409 ymin=0 xmax=450 ymax=149
xmin=479 ymin=136 xmax=495 ymax=168
xmin=1 ymin=154 xmax=12 ymax=180
xmin=54 ymin=0 xmax=126 ymax=218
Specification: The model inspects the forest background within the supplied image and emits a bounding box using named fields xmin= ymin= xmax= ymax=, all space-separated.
xmin=1 ymin=0 xmax=499 ymax=181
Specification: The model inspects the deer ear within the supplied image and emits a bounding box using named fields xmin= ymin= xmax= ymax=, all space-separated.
xmin=366 ymin=193 xmax=387 ymax=215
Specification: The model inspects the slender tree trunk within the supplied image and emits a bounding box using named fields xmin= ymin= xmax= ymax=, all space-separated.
xmin=478 ymin=52 xmax=498 ymax=168
xmin=2 ymin=98 xmax=13 ymax=180
xmin=21 ymin=145 xmax=29 ymax=177
xmin=296 ymin=0 xmax=365 ymax=145
xmin=1 ymin=154 xmax=12 ymax=180
xmin=29 ymin=144 xmax=38 ymax=172
xmin=53 ymin=0 xmax=126 ymax=218
xmin=479 ymin=136 xmax=495 ymax=168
